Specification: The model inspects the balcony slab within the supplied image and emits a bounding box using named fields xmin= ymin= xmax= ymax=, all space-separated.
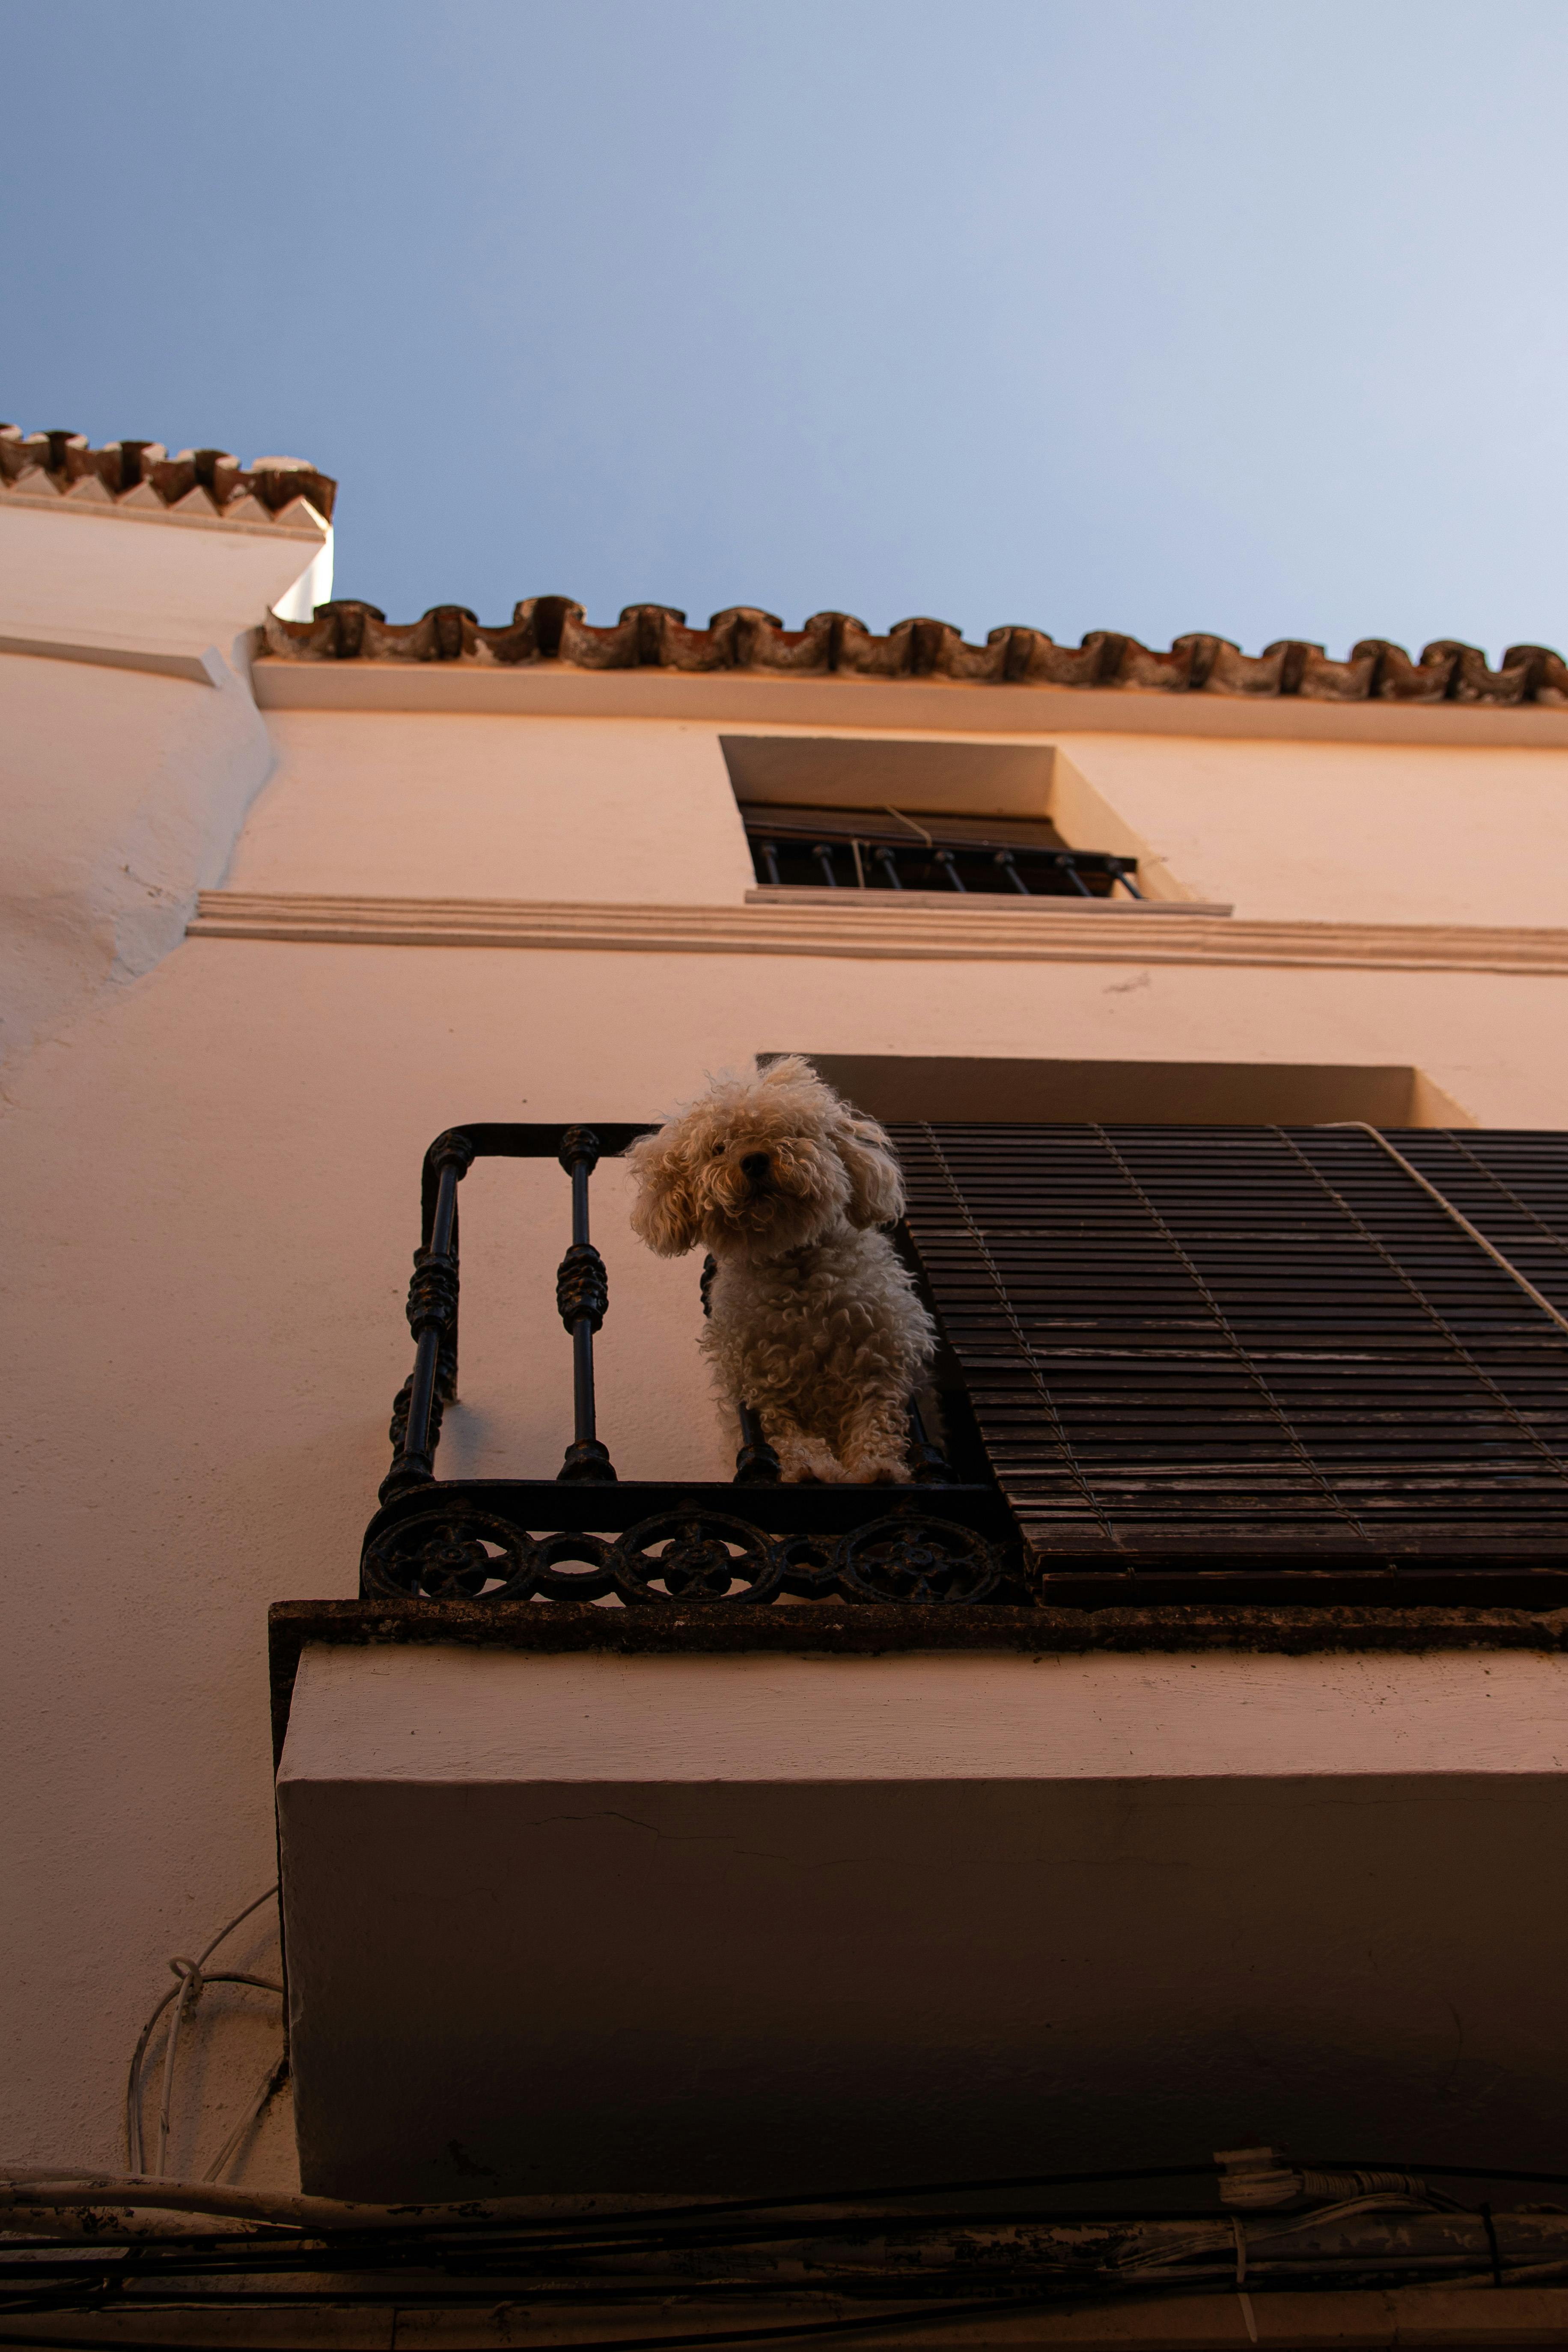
xmin=276 ymin=1629 xmax=1568 ymax=2200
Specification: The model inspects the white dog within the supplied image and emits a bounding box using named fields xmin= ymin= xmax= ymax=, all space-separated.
xmin=627 ymin=1057 xmax=936 ymax=1483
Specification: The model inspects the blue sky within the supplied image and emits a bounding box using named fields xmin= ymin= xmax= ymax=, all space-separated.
xmin=7 ymin=0 xmax=1567 ymax=661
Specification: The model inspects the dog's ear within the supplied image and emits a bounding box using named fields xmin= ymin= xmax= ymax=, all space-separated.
xmin=831 ymin=1107 xmax=906 ymax=1230
xmin=626 ymin=1132 xmax=702 ymax=1257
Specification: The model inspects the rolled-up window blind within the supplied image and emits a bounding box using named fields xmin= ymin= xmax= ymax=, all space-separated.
xmin=892 ymin=1124 xmax=1568 ymax=1566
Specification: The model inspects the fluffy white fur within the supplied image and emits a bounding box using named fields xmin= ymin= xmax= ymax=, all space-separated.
xmin=627 ymin=1057 xmax=936 ymax=1483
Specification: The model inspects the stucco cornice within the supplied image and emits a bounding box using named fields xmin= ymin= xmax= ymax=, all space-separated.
xmin=248 ymin=655 xmax=1568 ymax=743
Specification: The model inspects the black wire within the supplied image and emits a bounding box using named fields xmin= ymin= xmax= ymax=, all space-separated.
xmin=0 ymin=2264 xmax=1548 ymax=2352
xmin=1308 ymin=2159 xmax=1568 ymax=2187
xmin=0 ymin=2289 xmax=1099 ymax=2352
xmin=0 ymin=2203 xmax=1235 ymax=2289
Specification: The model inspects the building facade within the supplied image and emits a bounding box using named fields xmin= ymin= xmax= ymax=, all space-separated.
xmin=5 ymin=427 xmax=1568 ymax=2326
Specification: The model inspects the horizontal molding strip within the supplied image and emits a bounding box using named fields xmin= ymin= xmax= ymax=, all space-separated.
xmin=188 ymin=891 xmax=1568 ymax=975
xmin=247 ymin=658 xmax=1568 ymax=743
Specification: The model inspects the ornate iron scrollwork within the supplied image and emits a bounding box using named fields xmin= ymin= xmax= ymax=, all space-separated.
xmin=406 ymin=1252 xmax=459 ymax=1337
xmin=361 ymin=1494 xmax=1008 ymax=1606
xmin=614 ymin=1511 xmax=785 ymax=1605
xmin=388 ymin=1373 xmax=446 ymax=1457
xmin=833 ymin=1511 xmax=1003 ymax=1604
xmin=556 ymin=1242 xmax=608 ymax=1333
xmin=772 ymin=1531 xmax=840 ymax=1598
xmin=530 ymin=1530 xmax=622 ymax=1603
xmin=362 ymin=1509 xmax=536 ymax=1602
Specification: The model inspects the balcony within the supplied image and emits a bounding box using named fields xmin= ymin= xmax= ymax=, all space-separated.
xmin=269 ymin=1120 xmax=1568 ymax=2202
xmin=343 ymin=1119 xmax=1568 ymax=1620
xmin=353 ymin=1122 xmax=1016 ymax=1614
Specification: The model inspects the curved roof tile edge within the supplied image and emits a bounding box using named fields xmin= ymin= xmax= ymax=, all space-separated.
xmin=259 ymin=597 xmax=1568 ymax=707
xmin=0 ymin=426 xmax=336 ymax=525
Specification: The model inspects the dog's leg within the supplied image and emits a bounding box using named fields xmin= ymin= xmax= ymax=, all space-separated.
xmin=837 ymin=1393 xmax=914 ymax=1485
xmin=771 ymin=1423 xmax=845 ymax=1484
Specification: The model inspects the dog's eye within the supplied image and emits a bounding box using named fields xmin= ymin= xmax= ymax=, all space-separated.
xmin=711 ymin=1143 xmax=726 ymax=1156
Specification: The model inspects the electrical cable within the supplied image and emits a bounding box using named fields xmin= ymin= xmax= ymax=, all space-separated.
xmin=122 ymin=1887 xmax=283 ymax=2179
xmin=0 ymin=2163 xmax=1219 ymax=2240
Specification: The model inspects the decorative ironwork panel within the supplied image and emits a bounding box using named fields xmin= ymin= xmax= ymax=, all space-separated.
xmin=361 ymin=1498 xmax=1008 ymax=1606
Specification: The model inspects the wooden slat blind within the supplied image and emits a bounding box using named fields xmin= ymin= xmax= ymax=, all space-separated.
xmin=892 ymin=1124 xmax=1568 ymax=1566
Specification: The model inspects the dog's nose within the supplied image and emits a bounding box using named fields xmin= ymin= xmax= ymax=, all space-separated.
xmin=741 ymin=1152 xmax=771 ymax=1181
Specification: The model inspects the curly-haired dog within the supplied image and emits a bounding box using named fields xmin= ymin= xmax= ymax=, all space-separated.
xmin=627 ymin=1057 xmax=935 ymax=1483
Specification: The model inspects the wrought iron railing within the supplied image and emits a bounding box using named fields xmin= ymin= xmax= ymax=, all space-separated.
xmin=745 ymin=821 xmax=1141 ymax=899
xmin=362 ymin=1125 xmax=1018 ymax=1608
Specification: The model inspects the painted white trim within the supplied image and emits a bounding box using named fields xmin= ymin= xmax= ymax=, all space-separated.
xmin=280 ymin=1644 xmax=1568 ymax=1784
xmin=187 ymin=889 xmax=1568 ymax=974
xmin=250 ymin=655 xmax=1568 ymax=745
xmin=0 ymin=630 xmax=225 ymax=685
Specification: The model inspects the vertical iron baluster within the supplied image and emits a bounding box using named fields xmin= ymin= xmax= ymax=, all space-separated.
xmin=381 ymin=1130 xmax=474 ymax=1501
xmin=874 ymin=846 xmax=904 ymax=890
xmin=935 ymin=849 xmax=967 ymax=892
xmin=812 ymin=843 xmax=839 ymax=887
xmin=556 ymin=1127 xmax=616 ymax=1482
xmin=1112 ymin=860 xmax=1144 ymax=900
xmin=759 ymin=840 xmax=783 ymax=886
xmin=1060 ymin=853 xmax=1094 ymax=897
xmin=734 ymin=1401 xmax=782 ymax=1484
xmin=907 ymin=1395 xmax=954 ymax=1484
xmin=994 ymin=849 xmax=1031 ymax=896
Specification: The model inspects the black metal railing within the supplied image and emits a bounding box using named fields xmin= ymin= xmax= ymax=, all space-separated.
xmin=746 ymin=825 xmax=1141 ymax=900
xmin=363 ymin=1125 xmax=1018 ymax=1608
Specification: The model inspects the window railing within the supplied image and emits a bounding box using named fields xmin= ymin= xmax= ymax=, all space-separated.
xmin=744 ymin=819 xmax=1142 ymax=899
xmin=363 ymin=1125 xmax=1017 ymax=1609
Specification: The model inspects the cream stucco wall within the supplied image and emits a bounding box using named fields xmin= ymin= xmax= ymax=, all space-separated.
xmin=1056 ymin=730 xmax=1568 ymax=926
xmin=9 ymin=496 xmax=1568 ymax=2193
xmin=11 ymin=932 xmax=1568 ymax=2180
xmin=0 ymin=499 xmax=326 ymax=1073
xmin=219 ymin=706 xmax=1568 ymax=929
xmin=226 ymin=712 xmax=758 ymax=904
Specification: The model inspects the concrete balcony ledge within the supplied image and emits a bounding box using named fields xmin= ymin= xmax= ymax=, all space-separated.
xmin=275 ymin=1607 xmax=1568 ymax=2203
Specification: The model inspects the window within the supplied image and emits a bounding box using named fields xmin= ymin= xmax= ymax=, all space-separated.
xmin=721 ymin=734 xmax=1141 ymax=899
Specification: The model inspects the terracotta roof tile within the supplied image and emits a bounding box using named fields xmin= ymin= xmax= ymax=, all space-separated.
xmin=7 ymin=429 xmax=1552 ymax=707
xmin=257 ymin=595 xmax=1568 ymax=706
xmin=0 ymin=426 xmax=336 ymax=526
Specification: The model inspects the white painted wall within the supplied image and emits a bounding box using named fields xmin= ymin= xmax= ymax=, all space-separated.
xmin=226 ymin=714 xmax=757 ymax=904
xmin=222 ymin=708 xmax=1568 ymax=929
xmin=9 ymin=486 xmax=1568 ymax=2197
xmin=0 ymin=500 xmax=326 ymax=1072
xmin=0 ymin=493 xmax=327 ymax=677
xmin=1057 ymin=731 xmax=1568 ymax=926
xmin=9 ymin=906 xmax=1568 ymax=2183
xmin=0 ymin=653 xmax=274 ymax=1071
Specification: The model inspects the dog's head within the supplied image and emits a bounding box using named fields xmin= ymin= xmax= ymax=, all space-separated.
xmin=627 ymin=1057 xmax=905 ymax=1260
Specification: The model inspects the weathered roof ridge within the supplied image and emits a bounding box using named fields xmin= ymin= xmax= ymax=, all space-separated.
xmin=259 ymin=596 xmax=1568 ymax=707
xmin=0 ymin=426 xmax=336 ymax=527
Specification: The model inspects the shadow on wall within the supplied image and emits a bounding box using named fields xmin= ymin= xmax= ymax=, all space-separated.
xmin=767 ymin=1055 xmax=1477 ymax=1128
